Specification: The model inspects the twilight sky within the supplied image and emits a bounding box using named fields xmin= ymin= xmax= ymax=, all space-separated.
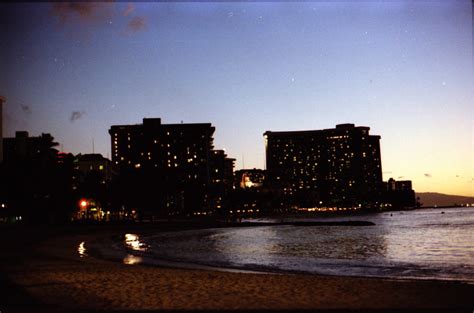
xmin=0 ymin=1 xmax=472 ymax=196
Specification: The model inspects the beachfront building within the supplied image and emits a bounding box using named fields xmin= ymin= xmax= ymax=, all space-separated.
xmin=108 ymin=118 xmax=234 ymax=218
xmin=382 ymin=178 xmax=416 ymax=209
xmin=264 ymin=123 xmax=383 ymax=209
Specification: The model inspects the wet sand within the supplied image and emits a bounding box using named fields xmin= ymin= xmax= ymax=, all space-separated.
xmin=1 ymin=225 xmax=473 ymax=312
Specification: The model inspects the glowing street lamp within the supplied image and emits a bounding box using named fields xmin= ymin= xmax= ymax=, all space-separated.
xmin=79 ymin=199 xmax=88 ymax=210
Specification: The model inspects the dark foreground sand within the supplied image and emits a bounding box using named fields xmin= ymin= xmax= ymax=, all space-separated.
xmin=1 ymin=225 xmax=473 ymax=312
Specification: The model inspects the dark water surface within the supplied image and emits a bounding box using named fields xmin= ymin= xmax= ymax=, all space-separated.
xmin=90 ymin=207 xmax=474 ymax=282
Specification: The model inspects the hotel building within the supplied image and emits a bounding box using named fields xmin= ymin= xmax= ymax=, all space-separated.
xmin=264 ymin=123 xmax=383 ymax=208
xmin=109 ymin=118 xmax=234 ymax=217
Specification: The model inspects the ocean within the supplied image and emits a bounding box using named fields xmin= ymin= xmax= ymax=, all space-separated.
xmin=90 ymin=207 xmax=474 ymax=282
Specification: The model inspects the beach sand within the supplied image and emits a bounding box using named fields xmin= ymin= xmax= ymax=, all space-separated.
xmin=1 ymin=226 xmax=473 ymax=312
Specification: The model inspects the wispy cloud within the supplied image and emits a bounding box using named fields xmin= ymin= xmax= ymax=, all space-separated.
xmin=424 ymin=173 xmax=432 ymax=178
xmin=51 ymin=2 xmax=114 ymax=26
xmin=70 ymin=111 xmax=86 ymax=122
xmin=123 ymin=3 xmax=135 ymax=17
xmin=20 ymin=103 xmax=31 ymax=114
xmin=127 ymin=16 xmax=147 ymax=33
xmin=51 ymin=2 xmax=147 ymax=36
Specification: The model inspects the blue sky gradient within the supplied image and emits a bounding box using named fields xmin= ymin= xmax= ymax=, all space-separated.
xmin=1 ymin=1 xmax=472 ymax=195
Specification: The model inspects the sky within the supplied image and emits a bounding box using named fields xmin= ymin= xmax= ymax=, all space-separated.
xmin=0 ymin=1 xmax=472 ymax=196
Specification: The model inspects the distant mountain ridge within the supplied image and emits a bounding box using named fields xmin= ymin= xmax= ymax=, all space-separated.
xmin=416 ymin=192 xmax=474 ymax=207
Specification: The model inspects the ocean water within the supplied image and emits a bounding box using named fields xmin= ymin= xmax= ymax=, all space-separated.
xmin=91 ymin=207 xmax=474 ymax=282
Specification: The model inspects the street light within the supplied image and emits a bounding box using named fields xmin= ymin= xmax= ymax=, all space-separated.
xmin=80 ymin=200 xmax=88 ymax=209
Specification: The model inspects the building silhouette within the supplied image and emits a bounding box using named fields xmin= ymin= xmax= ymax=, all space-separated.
xmin=3 ymin=131 xmax=58 ymax=163
xmin=382 ymin=178 xmax=416 ymax=208
xmin=264 ymin=123 xmax=383 ymax=208
xmin=229 ymin=168 xmax=272 ymax=218
xmin=235 ymin=168 xmax=266 ymax=189
xmin=108 ymin=118 xmax=234 ymax=217
xmin=75 ymin=153 xmax=116 ymax=185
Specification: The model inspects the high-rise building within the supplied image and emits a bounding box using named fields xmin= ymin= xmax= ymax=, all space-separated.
xmin=264 ymin=123 xmax=383 ymax=208
xmin=0 ymin=96 xmax=5 ymax=163
xmin=108 ymin=118 xmax=234 ymax=217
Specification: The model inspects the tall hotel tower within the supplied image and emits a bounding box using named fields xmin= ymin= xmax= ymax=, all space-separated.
xmin=109 ymin=118 xmax=234 ymax=217
xmin=264 ymin=124 xmax=383 ymax=207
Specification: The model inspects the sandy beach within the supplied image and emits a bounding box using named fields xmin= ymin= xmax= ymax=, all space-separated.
xmin=1 ymin=225 xmax=473 ymax=312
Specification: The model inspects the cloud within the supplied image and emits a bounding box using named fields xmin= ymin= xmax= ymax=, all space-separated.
xmin=127 ymin=16 xmax=147 ymax=33
xmin=424 ymin=173 xmax=432 ymax=178
xmin=51 ymin=2 xmax=114 ymax=26
xmin=123 ymin=3 xmax=135 ymax=17
xmin=20 ymin=103 xmax=31 ymax=114
xmin=70 ymin=111 xmax=86 ymax=122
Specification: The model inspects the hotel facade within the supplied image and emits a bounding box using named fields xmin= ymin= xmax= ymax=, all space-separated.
xmin=264 ymin=124 xmax=383 ymax=208
xmin=109 ymin=118 xmax=234 ymax=217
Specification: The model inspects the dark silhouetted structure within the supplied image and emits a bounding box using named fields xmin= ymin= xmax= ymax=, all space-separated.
xmin=235 ymin=168 xmax=266 ymax=189
xmin=3 ymin=131 xmax=54 ymax=162
xmin=229 ymin=168 xmax=273 ymax=218
xmin=75 ymin=153 xmax=116 ymax=184
xmin=1 ymin=131 xmax=76 ymax=224
xmin=264 ymin=124 xmax=383 ymax=209
xmin=108 ymin=118 xmax=234 ymax=218
xmin=382 ymin=178 xmax=416 ymax=208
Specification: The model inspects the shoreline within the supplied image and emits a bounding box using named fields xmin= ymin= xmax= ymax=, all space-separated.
xmin=88 ymin=228 xmax=474 ymax=285
xmin=1 ymin=224 xmax=474 ymax=311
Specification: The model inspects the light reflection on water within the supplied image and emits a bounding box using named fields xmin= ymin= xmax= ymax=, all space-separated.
xmin=123 ymin=254 xmax=143 ymax=265
xmin=124 ymin=233 xmax=148 ymax=251
xmin=78 ymin=241 xmax=87 ymax=258
xmin=121 ymin=207 xmax=474 ymax=281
